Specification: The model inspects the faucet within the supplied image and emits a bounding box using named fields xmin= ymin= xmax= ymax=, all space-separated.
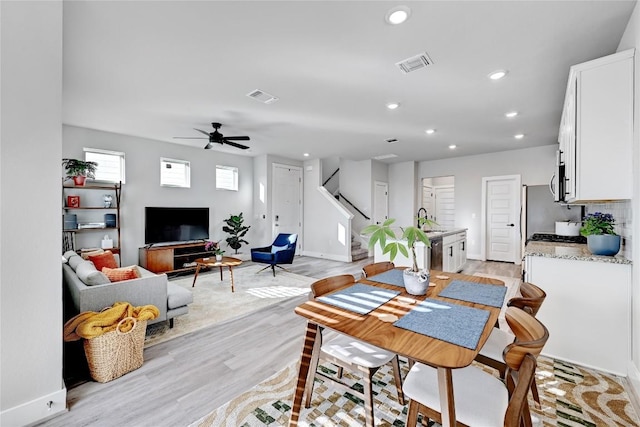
xmin=417 ymin=207 xmax=428 ymax=228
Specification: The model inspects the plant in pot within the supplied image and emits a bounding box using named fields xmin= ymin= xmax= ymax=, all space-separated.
xmin=205 ymin=241 xmax=225 ymax=261
xmin=580 ymin=212 xmax=620 ymax=256
xmin=62 ymin=158 xmax=98 ymax=186
xmin=222 ymin=213 xmax=251 ymax=255
xmin=362 ymin=217 xmax=437 ymax=295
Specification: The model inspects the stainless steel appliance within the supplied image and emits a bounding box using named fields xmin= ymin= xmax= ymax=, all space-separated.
xmin=550 ymin=149 xmax=566 ymax=202
xmin=529 ymin=232 xmax=586 ymax=244
xmin=430 ymin=238 xmax=443 ymax=270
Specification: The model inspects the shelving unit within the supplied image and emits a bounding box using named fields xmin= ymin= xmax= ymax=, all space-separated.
xmin=139 ymin=242 xmax=213 ymax=274
xmin=62 ymin=182 xmax=122 ymax=256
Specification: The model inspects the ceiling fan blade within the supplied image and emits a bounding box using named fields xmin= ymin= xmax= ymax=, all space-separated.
xmin=173 ymin=136 xmax=207 ymax=139
xmin=194 ymin=128 xmax=211 ymax=136
xmin=224 ymin=140 xmax=250 ymax=150
xmin=224 ymin=136 xmax=250 ymax=141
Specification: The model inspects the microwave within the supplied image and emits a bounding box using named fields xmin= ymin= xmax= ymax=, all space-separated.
xmin=550 ymin=150 xmax=565 ymax=202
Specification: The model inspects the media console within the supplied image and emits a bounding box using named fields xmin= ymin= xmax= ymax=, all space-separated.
xmin=139 ymin=242 xmax=212 ymax=274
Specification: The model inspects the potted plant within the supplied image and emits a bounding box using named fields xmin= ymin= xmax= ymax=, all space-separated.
xmin=362 ymin=217 xmax=437 ymax=295
xmin=62 ymin=158 xmax=98 ymax=186
xmin=580 ymin=212 xmax=620 ymax=256
xmin=205 ymin=241 xmax=225 ymax=261
xmin=222 ymin=213 xmax=251 ymax=255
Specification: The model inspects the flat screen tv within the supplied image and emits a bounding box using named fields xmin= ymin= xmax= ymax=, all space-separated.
xmin=145 ymin=207 xmax=209 ymax=245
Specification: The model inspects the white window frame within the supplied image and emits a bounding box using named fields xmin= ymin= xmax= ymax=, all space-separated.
xmin=216 ymin=165 xmax=239 ymax=191
xmin=84 ymin=148 xmax=126 ymax=183
xmin=160 ymin=157 xmax=191 ymax=188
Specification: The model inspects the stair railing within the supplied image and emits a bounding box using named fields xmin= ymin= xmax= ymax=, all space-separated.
xmin=323 ymin=168 xmax=340 ymax=187
xmin=338 ymin=193 xmax=370 ymax=221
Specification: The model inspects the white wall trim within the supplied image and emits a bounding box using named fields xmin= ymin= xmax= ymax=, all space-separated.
xmin=0 ymin=387 xmax=67 ymax=427
xmin=300 ymin=250 xmax=351 ymax=262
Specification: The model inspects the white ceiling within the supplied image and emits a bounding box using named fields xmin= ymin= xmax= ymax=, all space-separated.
xmin=62 ymin=1 xmax=636 ymax=163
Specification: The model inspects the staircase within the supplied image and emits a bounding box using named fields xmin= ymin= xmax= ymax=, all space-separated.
xmin=351 ymin=235 xmax=369 ymax=261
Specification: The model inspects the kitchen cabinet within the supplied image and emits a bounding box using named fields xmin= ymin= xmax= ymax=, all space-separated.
xmin=523 ymin=254 xmax=630 ymax=375
xmin=443 ymin=231 xmax=466 ymax=273
xmin=558 ymin=49 xmax=633 ymax=203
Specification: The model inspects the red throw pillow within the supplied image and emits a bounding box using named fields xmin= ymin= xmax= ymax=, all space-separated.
xmin=88 ymin=250 xmax=118 ymax=271
xmin=102 ymin=267 xmax=138 ymax=282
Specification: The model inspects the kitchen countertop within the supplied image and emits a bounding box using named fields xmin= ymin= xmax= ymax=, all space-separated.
xmin=524 ymin=241 xmax=631 ymax=264
xmin=423 ymin=228 xmax=467 ymax=241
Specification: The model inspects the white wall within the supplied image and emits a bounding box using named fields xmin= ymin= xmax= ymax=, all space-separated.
xmin=617 ymin=0 xmax=640 ymax=404
xmin=389 ymin=161 xmax=419 ymax=228
xmin=63 ymin=126 xmax=255 ymax=264
xmin=339 ymin=159 xmax=372 ymax=234
xmin=418 ymin=145 xmax=557 ymax=258
xmin=0 ymin=2 xmax=67 ymax=425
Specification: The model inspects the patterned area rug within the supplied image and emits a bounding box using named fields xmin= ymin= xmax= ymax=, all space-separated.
xmin=191 ymin=356 xmax=640 ymax=426
xmin=145 ymin=264 xmax=315 ymax=347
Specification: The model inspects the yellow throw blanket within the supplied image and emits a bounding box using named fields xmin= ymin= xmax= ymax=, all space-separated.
xmin=64 ymin=302 xmax=159 ymax=341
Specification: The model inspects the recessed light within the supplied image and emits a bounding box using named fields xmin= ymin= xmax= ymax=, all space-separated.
xmin=303 ymin=153 xmax=309 ymax=157
xmin=488 ymin=70 xmax=508 ymax=80
xmin=425 ymin=129 xmax=436 ymax=135
xmin=386 ymin=102 xmax=400 ymax=110
xmin=385 ymin=6 xmax=411 ymax=25
xmin=514 ymin=133 xmax=525 ymax=139
xmin=505 ymin=111 xmax=518 ymax=118
xmin=449 ymin=145 xmax=457 ymax=150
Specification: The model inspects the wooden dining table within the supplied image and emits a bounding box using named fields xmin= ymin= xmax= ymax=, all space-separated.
xmin=288 ymin=268 xmax=505 ymax=427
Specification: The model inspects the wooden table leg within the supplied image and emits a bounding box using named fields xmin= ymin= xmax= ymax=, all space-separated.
xmin=288 ymin=322 xmax=318 ymax=426
xmin=437 ymin=367 xmax=456 ymax=426
xmin=229 ymin=266 xmax=235 ymax=292
xmin=192 ymin=264 xmax=202 ymax=287
xmin=219 ymin=266 xmax=223 ymax=281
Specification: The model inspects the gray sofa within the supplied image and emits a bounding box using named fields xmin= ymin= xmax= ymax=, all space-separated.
xmin=63 ymin=251 xmax=192 ymax=326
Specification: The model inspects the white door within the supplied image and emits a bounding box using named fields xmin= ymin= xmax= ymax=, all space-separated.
xmin=421 ymin=183 xmax=435 ymax=221
xmin=272 ymin=164 xmax=302 ymax=248
xmin=373 ymin=181 xmax=388 ymax=225
xmin=484 ymin=176 xmax=520 ymax=262
xmin=434 ymin=186 xmax=455 ymax=228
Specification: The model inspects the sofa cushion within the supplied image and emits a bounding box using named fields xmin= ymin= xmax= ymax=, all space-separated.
xmin=68 ymin=254 xmax=85 ymax=271
xmin=102 ymin=266 xmax=139 ymax=282
xmin=167 ymin=283 xmax=193 ymax=309
xmin=63 ymin=250 xmax=78 ymax=261
xmin=76 ymin=261 xmax=111 ymax=286
xmin=88 ymin=250 xmax=118 ymax=271
xmin=81 ymin=249 xmax=105 ymax=260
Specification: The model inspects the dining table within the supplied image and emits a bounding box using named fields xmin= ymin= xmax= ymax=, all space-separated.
xmin=287 ymin=268 xmax=506 ymax=427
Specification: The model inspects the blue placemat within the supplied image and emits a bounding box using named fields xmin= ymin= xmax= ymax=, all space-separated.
xmin=437 ymin=280 xmax=507 ymax=308
xmin=366 ymin=269 xmax=405 ymax=288
xmin=393 ymin=299 xmax=490 ymax=350
xmin=318 ymin=283 xmax=400 ymax=315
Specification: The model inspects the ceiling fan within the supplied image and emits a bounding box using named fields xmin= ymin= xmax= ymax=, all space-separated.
xmin=173 ymin=122 xmax=250 ymax=150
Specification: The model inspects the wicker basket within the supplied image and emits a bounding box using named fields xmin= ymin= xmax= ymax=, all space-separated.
xmin=83 ymin=317 xmax=147 ymax=383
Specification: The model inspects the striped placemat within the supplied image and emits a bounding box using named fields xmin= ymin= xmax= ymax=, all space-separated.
xmin=318 ymin=283 xmax=400 ymax=315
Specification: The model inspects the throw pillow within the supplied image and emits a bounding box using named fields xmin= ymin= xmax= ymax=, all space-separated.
xmin=81 ymin=249 xmax=105 ymax=260
xmin=271 ymin=244 xmax=288 ymax=253
xmin=88 ymin=250 xmax=118 ymax=271
xmin=76 ymin=261 xmax=111 ymax=286
xmin=102 ymin=266 xmax=139 ymax=282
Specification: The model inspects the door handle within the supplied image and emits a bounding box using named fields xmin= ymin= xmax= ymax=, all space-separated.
xmin=448 ymin=246 xmax=453 ymax=257
xmin=507 ymin=223 xmax=515 ymax=227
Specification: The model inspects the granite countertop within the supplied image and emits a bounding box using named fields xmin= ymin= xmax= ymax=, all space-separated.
xmin=423 ymin=228 xmax=467 ymax=241
xmin=524 ymin=241 xmax=632 ymax=265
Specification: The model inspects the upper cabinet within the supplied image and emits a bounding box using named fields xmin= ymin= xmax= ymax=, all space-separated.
xmin=559 ymin=49 xmax=634 ymax=203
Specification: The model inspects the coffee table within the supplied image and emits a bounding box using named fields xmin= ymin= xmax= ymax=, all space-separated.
xmin=192 ymin=256 xmax=243 ymax=292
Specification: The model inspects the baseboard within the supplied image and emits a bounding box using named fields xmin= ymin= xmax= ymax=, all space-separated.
xmin=627 ymin=361 xmax=640 ymax=417
xmin=1 ymin=387 xmax=67 ymax=427
xmin=299 ymin=250 xmax=350 ymax=262
xmin=467 ymin=253 xmax=482 ymax=260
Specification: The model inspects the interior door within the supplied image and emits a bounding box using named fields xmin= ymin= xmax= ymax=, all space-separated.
xmin=434 ymin=186 xmax=455 ymax=228
xmin=373 ymin=181 xmax=388 ymax=225
xmin=485 ymin=176 xmax=519 ymax=262
xmin=272 ymin=164 xmax=302 ymax=248
xmin=421 ymin=183 xmax=435 ymax=221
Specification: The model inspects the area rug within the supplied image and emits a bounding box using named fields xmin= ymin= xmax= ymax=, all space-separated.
xmin=144 ymin=264 xmax=315 ymax=347
xmin=191 ymin=356 xmax=640 ymax=427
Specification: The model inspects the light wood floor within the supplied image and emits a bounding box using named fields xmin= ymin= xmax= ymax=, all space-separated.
xmin=38 ymin=256 xmax=520 ymax=427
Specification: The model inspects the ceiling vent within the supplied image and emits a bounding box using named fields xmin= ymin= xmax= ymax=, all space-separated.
xmin=396 ymin=52 xmax=434 ymax=74
xmin=373 ymin=153 xmax=398 ymax=160
xmin=246 ymin=89 xmax=279 ymax=104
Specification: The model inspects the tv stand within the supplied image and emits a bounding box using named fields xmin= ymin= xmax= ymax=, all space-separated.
xmin=139 ymin=242 xmax=212 ymax=274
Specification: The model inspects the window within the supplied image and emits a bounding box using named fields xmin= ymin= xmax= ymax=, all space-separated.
xmin=161 ymin=158 xmax=190 ymax=188
xmin=216 ymin=165 xmax=238 ymax=191
xmin=84 ymin=148 xmax=125 ymax=183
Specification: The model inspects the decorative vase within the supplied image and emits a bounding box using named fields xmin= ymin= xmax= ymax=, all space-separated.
xmin=73 ymin=175 xmax=87 ymax=186
xmin=403 ymin=268 xmax=430 ymax=296
xmin=587 ymin=234 xmax=621 ymax=256
xmin=215 ymin=254 xmax=223 ymax=262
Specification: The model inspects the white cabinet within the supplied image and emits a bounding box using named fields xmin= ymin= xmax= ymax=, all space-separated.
xmin=443 ymin=231 xmax=466 ymax=273
xmin=559 ymin=49 xmax=633 ymax=203
xmin=524 ymin=255 xmax=630 ymax=375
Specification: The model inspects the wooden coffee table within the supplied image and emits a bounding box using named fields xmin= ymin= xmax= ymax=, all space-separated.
xmin=192 ymin=256 xmax=243 ymax=292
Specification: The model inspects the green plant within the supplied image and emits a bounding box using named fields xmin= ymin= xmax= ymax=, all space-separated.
xmin=580 ymin=212 xmax=616 ymax=236
xmin=222 ymin=213 xmax=251 ymax=254
xmin=205 ymin=241 xmax=225 ymax=256
xmin=62 ymin=158 xmax=98 ymax=180
xmin=361 ymin=217 xmax=437 ymax=272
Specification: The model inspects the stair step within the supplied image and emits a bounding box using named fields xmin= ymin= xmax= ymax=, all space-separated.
xmin=351 ymin=247 xmax=369 ymax=261
xmin=351 ymin=241 xmax=361 ymax=250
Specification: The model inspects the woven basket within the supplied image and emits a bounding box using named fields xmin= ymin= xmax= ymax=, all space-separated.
xmin=83 ymin=317 xmax=147 ymax=383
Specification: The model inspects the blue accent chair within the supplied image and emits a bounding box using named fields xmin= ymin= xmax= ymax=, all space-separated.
xmin=250 ymin=233 xmax=298 ymax=276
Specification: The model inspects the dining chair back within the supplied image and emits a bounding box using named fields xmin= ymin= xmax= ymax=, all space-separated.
xmin=403 ymin=306 xmax=549 ymax=427
xmin=305 ymin=274 xmax=405 ymax=427
xmin=362 ymin=261 xmax=395 ymax=278
xmin=508 ymin=281 xmax=546 ymax=316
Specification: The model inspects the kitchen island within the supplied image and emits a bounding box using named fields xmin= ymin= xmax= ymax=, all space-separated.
xmin=523 ymin=240 xmax=631 ymax=375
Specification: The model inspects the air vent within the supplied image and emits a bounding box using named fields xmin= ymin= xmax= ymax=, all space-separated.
xmin=246 ymin=89 xmax=279 ymax=104
xmin=385 ymin=138 xmax=399 ymax=144
xmin=373 ymin=154 xmax=398 ymax=160
xmin=396 ymin=52 xmax=434 ymax=74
